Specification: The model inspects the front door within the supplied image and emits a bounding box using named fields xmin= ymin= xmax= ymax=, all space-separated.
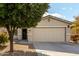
xmin=22 ymin=29 xmax=27 ymax=40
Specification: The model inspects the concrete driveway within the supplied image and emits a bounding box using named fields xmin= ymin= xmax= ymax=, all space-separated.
xmin=33 ymin=42 xmax=79 ymax=56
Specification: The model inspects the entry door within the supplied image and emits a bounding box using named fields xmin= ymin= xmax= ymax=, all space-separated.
xmin=22 ymin=29 xmax=27 ymax=40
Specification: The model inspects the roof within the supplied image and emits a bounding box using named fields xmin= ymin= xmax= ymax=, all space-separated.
xmin=42 ymin=15 xmax=72 ymax=24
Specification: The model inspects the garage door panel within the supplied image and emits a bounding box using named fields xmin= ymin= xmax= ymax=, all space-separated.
xmin=32 ymin=27 xmax=65 ymax=42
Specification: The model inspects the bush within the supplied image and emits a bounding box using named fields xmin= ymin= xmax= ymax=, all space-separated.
xmin=0 ymin=32 xmax=9 ymax=46
xmin=71 ymin=34 xmax=79 ymax=44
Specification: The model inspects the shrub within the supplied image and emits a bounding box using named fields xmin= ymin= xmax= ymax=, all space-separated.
xmin=71 ymin=34 xmax=79 ymax=44
xmin=0 ymin=32 xmax=9 ymax=46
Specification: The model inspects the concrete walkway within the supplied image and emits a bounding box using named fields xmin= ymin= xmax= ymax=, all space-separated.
xmin=33 ymin=42 xmax=79 ymax=56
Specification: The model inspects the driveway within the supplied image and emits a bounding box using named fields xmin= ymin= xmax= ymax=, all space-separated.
xmin=33 ymin=42 xmax=79 ymax=56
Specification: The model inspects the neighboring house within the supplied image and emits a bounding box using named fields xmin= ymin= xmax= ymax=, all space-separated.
xmin=17 ymin=15 xmax=71 ymax=43
xmin=0 ymin=15 xmax=72 ymax=43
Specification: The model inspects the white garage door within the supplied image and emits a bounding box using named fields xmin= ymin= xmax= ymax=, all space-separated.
xmin=32 ymin=27 xmax=65 ymax=42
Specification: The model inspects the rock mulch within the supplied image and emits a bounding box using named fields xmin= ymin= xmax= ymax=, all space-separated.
xmin=0 ymin=45 xmax=7 ymax=51
xmin=1 ymin=43 xmax=37 ymax=56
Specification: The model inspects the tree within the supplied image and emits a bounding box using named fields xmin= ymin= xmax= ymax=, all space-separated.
xmin=0 ymin=3 xmax=48 ymax=53
xmin=71 ymin=16 xmax=79 ymax=34
xmin=71 ymin=16 xmax=79 ymax=43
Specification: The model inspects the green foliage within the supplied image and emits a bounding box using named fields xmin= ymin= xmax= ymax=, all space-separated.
xmin=0 ymin=33 xmax=9 ymax=46
xmin=0 ymin=3 xmax=49 ymax=28
xmin=71 ymin=16 xmax=79 ymax=34
xmin=71 ymin=16 xmax=79 ymax=43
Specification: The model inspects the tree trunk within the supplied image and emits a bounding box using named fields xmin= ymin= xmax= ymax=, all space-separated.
xmin=9 ymin=33 xmax=14 ymax=53
xmin=6 ymin=27 xmax=14 ymax=53
xmin=6 ymin=25 xmax=16 ymax=53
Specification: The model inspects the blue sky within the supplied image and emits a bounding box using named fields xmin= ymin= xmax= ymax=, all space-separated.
xmin=48 ymin=3 xmax=79 ymax=21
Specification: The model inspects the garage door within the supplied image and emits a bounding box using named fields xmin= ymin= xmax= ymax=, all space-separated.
xmin=32 ymin=27 xmax=65 ymax=42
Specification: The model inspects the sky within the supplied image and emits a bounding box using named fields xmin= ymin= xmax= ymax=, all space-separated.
xmin=47 ymin=3 xmax=79 ymax=21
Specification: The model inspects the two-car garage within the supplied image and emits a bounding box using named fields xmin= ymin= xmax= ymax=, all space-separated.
xmin=32 ymin=27 xmax=66 ymax=42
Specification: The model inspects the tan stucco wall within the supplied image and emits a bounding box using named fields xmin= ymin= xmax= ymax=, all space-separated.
xmin=36 ymin=18 xmax=68 ymax=27
xmin=27 ymin=28 xmax=33 ymax=42
xmin=66 ymin=28 xmax=71 ymax=42
xmin=17 ymin=28 xmax=22 ymax=40
xmin=27 ymin=18 xmax=71 ymax=42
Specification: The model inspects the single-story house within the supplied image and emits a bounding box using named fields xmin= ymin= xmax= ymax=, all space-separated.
xmin=17 ymin=15 xmax=72 ymax=43
xmin=0 ymin=15 xmax=72 ymax=43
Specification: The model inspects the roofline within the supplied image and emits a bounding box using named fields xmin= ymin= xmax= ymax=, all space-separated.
xmin=42 ymin=15 xmax=72 ymax=24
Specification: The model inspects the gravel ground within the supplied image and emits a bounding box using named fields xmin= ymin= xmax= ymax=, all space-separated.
xmin=1 ymin=43 xmax=37 ymax=56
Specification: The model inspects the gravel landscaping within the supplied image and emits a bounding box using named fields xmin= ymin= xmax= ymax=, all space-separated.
xmin=0 ymin=45 xmax=7 ymax=51
xmin=1 ymin=43 xmax=37 ymax=56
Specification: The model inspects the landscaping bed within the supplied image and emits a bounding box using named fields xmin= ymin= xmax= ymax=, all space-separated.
xmin=1 ymin=44 xmax=37 ymax=56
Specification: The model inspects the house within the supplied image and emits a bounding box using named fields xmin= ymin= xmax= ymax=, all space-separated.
xmin=16 ymin=15 xmax=72 ymax=43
